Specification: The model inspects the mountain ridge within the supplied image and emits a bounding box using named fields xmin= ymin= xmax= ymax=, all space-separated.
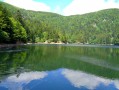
xmin=1 ymin=1 xmax=119 ymax=16
xmin=0 ymin=2 xmax=119 ymax=44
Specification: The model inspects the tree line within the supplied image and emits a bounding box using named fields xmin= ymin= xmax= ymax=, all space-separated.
xmin=0 ymin=2 xmax=119 ymax=45
xmin=0 ymin=3 xmax=27 ymax=43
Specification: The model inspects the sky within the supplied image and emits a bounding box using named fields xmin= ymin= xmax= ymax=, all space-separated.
xmin=2 ymin=0 xmax=119 ymax=16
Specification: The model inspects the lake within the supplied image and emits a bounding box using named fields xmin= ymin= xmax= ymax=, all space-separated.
xmin=0 ymin=44 xmax=119 ymax=90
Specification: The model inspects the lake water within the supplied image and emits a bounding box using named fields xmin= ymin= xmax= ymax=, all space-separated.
xmin=0 ymin=44 xmax=119 ymax=90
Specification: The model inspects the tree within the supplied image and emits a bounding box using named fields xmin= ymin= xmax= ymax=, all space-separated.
xmin=0 ymin=5 xmax=12 ymax=43
xmin=10 ymin=17 xmax=27 ymax=43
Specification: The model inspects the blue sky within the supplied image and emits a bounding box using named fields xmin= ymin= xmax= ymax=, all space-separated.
xmin=33 ymin=0 xmax=72 ymax=14
xmin=33 ymin=0 xmax=72 ymax=10
xmin=2 ymin=0 xmax=119 ymax=16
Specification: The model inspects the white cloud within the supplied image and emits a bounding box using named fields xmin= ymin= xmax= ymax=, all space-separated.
xmin=54 ymin=5 xmax=61 ymax=14
xmin=0 ymin=71 xmax=47 ymax=90
xmin=114 ymin=80 xmax=119 ymax=89
xmin=4 ymin=0 xmax=51 ymax=12
xmin=62 ymin=69 xmax=119 ymax=90
xmin=63 ymin=0 xmax=119 ymax=16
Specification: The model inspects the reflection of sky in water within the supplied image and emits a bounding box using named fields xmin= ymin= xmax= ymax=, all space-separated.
xmin=0 ymin=72 xmax=47 ymax=90
xmin=62 ymin=69 xmax=119 ymax=90
xmin=0 ymin=69 xmax=119 ymax=90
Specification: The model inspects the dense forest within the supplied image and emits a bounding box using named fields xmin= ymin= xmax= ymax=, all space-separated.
xmin=0 ymin=2 xmax=119 ymax=44
xmin=0 ymin=2 xmax=27 ymax=43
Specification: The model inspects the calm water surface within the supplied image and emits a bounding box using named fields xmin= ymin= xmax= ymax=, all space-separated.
xmin=0 ymin=44 xmax=119 ymax=90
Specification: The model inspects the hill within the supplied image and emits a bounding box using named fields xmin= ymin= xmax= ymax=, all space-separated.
xmin=0 ymin=2 xmax=119 ymax=44
xmin=0 ymin=2 xmax=27 ymax=43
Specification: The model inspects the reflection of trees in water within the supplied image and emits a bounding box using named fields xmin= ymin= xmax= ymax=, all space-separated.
xmin=24 ymin=45 xmax=119 ymax=79
xmin=0 ymin=47 xmax=27 ymax=79
xmin=0 ymin=45 xmax=119 ymax=79
xmin=16 ymin=67 xmax=25 ymax=78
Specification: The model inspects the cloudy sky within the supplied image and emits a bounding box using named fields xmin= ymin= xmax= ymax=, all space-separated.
xmin=2 ymin=0 xmax=119 ymax=16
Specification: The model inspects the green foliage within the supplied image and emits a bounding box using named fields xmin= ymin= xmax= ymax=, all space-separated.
xmin=1 ymin=45 xmax=119 ymax=79
xmin=0 ymin=30 xmax=9 ymax=42
xmin=10 ymin=17 xmax=27 ymax=43
xmin=0 ymin=4 xmax=12 ymax=43
xmin=1 ymin=2 xmax=119 ymax=44
xmin=0 ymin=3 xmax=27 ymax=43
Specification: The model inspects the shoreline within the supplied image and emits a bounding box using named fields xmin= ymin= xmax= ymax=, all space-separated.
xmin=0 ymin=43 xmax=27 ymax=48
xmin=0 ymin=42 xmax=64 ymax=48
xmin=0 ymin=42 xmax=119 ymax=48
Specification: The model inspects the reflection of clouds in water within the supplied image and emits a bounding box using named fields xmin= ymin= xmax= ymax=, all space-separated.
xmin=0 ymin=71 xmax=47 ymax=90
xmin=114 ymin=80 xmax=119 ymax=89
xmin=62 ymin=69 xmax=119 ymax=90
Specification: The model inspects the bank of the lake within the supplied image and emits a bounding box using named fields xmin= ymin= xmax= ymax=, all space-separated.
xmin=0 ymin=42 xmax=119 ymax=49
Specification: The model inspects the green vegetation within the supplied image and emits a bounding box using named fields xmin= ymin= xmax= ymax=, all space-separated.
xmin=0 ymin=45 xmax=119 ymax=79
xmin=0 ymin=2 xmax=119 ymax=44
xmin=0 ymin=3 xmax=27 ymax=43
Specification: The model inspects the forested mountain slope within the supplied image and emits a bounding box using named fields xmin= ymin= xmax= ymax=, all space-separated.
xmin=0 ymin=2 xmax=27 ymax=43
xmin=0 ymin=2 xmax=119 ymax=44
